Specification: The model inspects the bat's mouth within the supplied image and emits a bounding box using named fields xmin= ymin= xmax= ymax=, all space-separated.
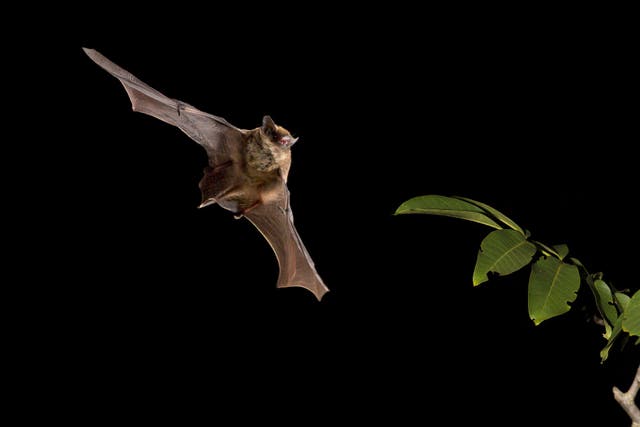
xmin=278 ymin=136 xmax=299 ymax=147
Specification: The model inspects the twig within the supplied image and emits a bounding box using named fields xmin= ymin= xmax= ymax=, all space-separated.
xmin=613 ymin=363 xmax=640 ymax=427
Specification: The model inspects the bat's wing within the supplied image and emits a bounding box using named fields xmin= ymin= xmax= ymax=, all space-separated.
xmin=83 ymin=48 xmax=245 ymax=169
xmin=245 ymin=183 xmax=329 ymax=301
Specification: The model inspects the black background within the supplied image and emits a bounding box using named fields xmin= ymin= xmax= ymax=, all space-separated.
xmin=19 ymin=5 xmax=637 ymax=424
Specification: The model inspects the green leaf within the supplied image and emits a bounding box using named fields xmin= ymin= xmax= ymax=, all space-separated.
xmin=614 ymin=292 xmax=631 ymax=313
xmin=622 ymin=290 xmax=640 ymax=338
xmin=552 ymin=244 xmax=569 ymax=260
xmin=472 ymin=229 xmax=537 ymax=286
xmin=593 ymin=279 xmax=618 ymax=338
xmin=528 ymin=257 xmax=581 ymax=325
xmin=601 ymin=316 xmax=623 ymax=362
xmin=453 ymin=196 xmax=525 ymax=235
xmin=395 ymin=195 xmax=503 ymax=229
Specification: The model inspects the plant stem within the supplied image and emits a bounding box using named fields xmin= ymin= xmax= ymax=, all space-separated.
xmin=613 ymin=363 xmax=640 ymax=426
xmin=530 ymin=240 xmax=561 ymax=258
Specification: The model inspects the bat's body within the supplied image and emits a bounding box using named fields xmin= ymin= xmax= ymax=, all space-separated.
xmin=84 ymin=48 xmax=328 ymax=300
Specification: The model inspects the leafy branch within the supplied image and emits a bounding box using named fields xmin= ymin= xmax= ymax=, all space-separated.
xmin=396 ymin=194 xmax=640 ymax=424
xmin=395 ymin=194 xmax=639 ymax=360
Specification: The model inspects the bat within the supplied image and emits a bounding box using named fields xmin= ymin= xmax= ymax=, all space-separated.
xmin=83 ymin=48 xmax=328 ymax=301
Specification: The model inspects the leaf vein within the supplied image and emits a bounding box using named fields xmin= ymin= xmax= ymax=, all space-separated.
xmin=487 ymin=240 xmax=529 ymax=271
xmin=540 ymin=262 xmax=563 ymax=312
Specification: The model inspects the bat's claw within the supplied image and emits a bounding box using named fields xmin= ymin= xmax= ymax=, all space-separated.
xmin=199 ymin=198 xmax=217 ymax=209
xmin=233 ymin=200 xmax=262 ymax=219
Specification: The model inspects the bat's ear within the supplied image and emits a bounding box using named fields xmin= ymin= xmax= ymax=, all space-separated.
xmin=262 ymin=115 xmax=277 ymax=134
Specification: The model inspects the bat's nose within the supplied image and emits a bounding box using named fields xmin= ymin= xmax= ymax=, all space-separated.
xmin=290 ymin=137 xmax=299 ymax=146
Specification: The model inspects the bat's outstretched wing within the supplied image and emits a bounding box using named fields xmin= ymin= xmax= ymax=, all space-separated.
xmin=245 ymin=183 xmax=329 ymax=301
xmin=82 ymin=48 xmax=245 ymax=169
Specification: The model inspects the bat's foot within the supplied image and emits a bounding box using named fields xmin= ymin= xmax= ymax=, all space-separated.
xmin=233 ymin=200 xmax=262 ymax=219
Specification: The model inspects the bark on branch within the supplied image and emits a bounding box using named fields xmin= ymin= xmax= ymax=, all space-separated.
xmin=613 ymin=363 xmax=640 ymax=427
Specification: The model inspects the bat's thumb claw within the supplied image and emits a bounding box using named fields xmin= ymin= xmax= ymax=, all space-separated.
xmin=198 ymin=199 xmax=217 ymax=209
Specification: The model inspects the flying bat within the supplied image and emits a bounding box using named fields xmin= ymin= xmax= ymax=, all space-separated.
xmin=83 ymin=48 xmax=328 ymax=300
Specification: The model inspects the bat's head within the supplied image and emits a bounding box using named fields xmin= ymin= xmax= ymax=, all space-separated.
xmin=261 ymin=115 xmax=298 ymax=148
